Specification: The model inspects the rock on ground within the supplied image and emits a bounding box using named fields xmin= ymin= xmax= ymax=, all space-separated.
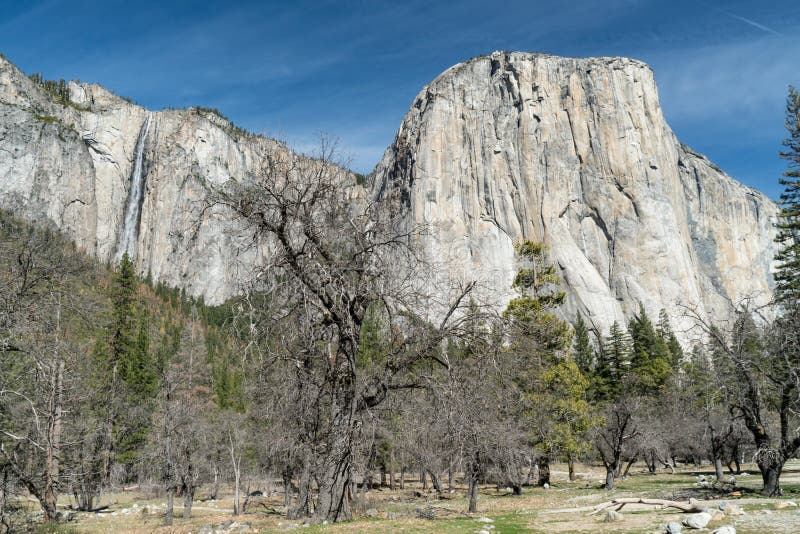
xmin=665 ymin=520 xmax=682 ymax=533
xmin=683 ymin=512 xmax=712 ymax=529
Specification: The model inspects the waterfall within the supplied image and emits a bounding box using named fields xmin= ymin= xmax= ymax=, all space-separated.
xmin=115 ymin=113 xmax=152 ymax=263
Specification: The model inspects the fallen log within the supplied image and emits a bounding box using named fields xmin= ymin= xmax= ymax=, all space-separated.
xmin=589 ymin=497 xmax=707 ymax=515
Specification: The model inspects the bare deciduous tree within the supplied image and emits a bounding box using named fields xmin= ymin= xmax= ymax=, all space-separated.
xmin=209 ymin=140 xmax=478 ymax=522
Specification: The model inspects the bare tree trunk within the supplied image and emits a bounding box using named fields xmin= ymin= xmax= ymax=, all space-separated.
xmin=448 ymin=467 xmax=455 ymax=493
xmin=229 ymin=432 xmax=241 ymax=516
xmin=759 ymin=461 xmax=783 ymax=496
xmin=183 ymin=484 xmax=193 ymax=519
xmin=536 ymin=456 xmax=550 ymax=487
xmin=421 ymin=469 xmax=427 ymax=490
xmin=427 ymin=469 xmax=442 ymax=494
xmin=622 ymin=456 xmax=636 ymax=478
xmin=467 ymin=475 xmax=479 ymax=513
xmin=714 ymin=458 xmax=725 ymax=483
xmin=312 ymin=393 xmax=356 ymax=523
xmin=605 ymin=466 xmax=616 ymax=490
xmin=289 ymin=463 xmax=311 ymax=519
xmin=232 ymin=468 xmax=240 ymax=515
xmin=389 ymin=452 xmax=396 ymax=490
xmin=283 ymin=467 xmax=293 ymax=509
xmin=465 ymin=452 xmax=482 ymax=513
xmin=42 ymin=354 xmax=65 ymax=522
xmin=399 ymin=468 xmax=405 ymax=490
xmin=163 ymin=372 xmax=174 ymax=526
xmin=164 ymin=485 xmax=174 ymax=526
xmin=359 ymin=470 xmax=367 ymax=502
xmin=101 ymin=363 xmax=118 ymax=488
xmin=1 ymin=469 xmax=11 ymax=533
xmin=211 ymin=451 xmax=220 ymax=500
xmin=568 ymin=457 xmax=576 ymax=482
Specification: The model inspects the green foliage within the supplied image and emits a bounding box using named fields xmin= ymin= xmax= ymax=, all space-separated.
xmin=121 ymin=310 xmax=157 ymax=398
xmin=529 ymin=358 xmax=596 ymax=460
xmin=572 ymin=314 xmax=595 ymax=374
xmin=584 ymin=310 xmax=683 ymax=401
xmin=504 ymin=241 xmax=591 ymax=460
xmin=627 ymin=304 xmax=673 ymax=392
xmin=595 ymin=320 xmax=631 ymax=398
xmin=357 ymin=303 xmax=386 ymax=368
xmin=510 ymin=241 xmax=565 ymax=308
xmin=206 ymin=325 xmax=245 ymax=411
xmin=28 ymin=73 xmax=70 ymax=102
xmin=504 ymin=242 xmax=571 ymax=357
xmin=109 ymin=254 xmax=153 ymax=392
xmin=775 ymin=86 xmax=800 ymax=304
xmin=657 ymin=308 xmax=684 ymax=366
xmin=34 ymin=114 xmax=61 ymax=124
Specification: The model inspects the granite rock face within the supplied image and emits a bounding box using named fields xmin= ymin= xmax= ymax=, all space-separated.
xmin=0 ymin=52 xmax=778 ymax=332
xmin=372 ymin=51 xmax=777 ymax=337
xmin=0 ymin=55 xmax=283 ymax=303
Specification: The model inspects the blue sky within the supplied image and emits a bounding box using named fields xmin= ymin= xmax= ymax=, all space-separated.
xmin=1 ymin=0 xmax=798 ymax=198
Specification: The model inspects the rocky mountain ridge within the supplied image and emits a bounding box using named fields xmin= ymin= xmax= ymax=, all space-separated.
xmin=0 ymin=52 xmax=778 ymax=337
xmin=0 ymin=54 xmax=286 ymax=303
xmin=371 ymin=51 xmax=777 ymax=336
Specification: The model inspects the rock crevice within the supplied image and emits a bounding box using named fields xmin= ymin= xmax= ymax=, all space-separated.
xmin=371 ymin=51 xmax=777 ymax=338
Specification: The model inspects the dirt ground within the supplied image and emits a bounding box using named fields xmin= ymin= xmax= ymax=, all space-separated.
xmin=17 ymin=460 xmax=800 ymax=533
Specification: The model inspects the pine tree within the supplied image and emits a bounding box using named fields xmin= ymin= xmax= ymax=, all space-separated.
xmin=572 ymin=314 xmax=595 ymax=374
xmin=657 ymin=308 xmax=684 ymax=366
xmin=628 ymin=304 xmax=672 ymax=391
xmin=357 ymin=303 xmax=385 ymax=367
xmin=504 ymin=241 xmax=571 ymax=359
xmin=110 ymin=253 xmax=138 ymax=371
xmin=604 ymin=321 xmax=631 ymax=381
xmin=775 ymin=86 xmax=800 ymax=304
xmin=504 ymin=241 xmax=589 ymax=482
xmin=590 ymin=329 xmax=615 ymax=401
xmin=126 ymin=310 xmax=156 ymax=398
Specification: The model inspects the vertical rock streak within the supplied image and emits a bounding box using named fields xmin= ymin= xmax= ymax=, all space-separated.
xmin=370 ymin=52 xmax=778 ymax=339
xmin=115 ymin=113 xmax=152 ymax=262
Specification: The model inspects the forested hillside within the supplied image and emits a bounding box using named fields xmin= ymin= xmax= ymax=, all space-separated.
xmin=0 ymin=210 xmax=245 ymax=530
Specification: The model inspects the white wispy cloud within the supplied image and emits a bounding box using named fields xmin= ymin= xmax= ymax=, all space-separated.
xmin=724 ymin=12 xmax=784 ymax=36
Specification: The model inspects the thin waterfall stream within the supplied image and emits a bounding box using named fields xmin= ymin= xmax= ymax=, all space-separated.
xmin=115 ymin=113 xmax=152 ymax=263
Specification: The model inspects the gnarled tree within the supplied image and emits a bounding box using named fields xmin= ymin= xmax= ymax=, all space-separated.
xmin=209 ymin=140 xmax=478 ymax=522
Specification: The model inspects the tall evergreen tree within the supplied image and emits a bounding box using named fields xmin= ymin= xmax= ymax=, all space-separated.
xmin=657 ymin=308 xmax=684 ymax=366
xmin=603 ymin=321 xmax=631 ymax=381
xmin=572 ymin=314 xmax=595 ymax=374
xmin=504 ymin=241 xmax=583 ymax=485
xmin=775 ymin=86 xmax=800 ymax=304
xmin=628 ymin=304 xmax=672 ymax=391
xmin=504 ymin=241 xmax=571 ymax=359
xmin=106 ymin=254 xmax=160 ymax=470
xmin=110 ymin=253 xmax=138 ymax=372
